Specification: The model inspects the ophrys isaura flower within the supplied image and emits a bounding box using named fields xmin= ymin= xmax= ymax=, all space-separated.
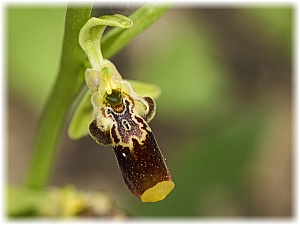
xmin=68 ymin=14 xmax=174 ymax=202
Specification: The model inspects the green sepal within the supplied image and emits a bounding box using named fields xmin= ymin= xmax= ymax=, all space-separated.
xmin=68 ymin=90 xmax=93 ymax=140
xmin=125 ymin=79 xmax=161 ymax=99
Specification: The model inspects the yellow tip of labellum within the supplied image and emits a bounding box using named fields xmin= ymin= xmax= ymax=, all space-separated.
xmin=141 ymin=180 xmax=175 ymax=203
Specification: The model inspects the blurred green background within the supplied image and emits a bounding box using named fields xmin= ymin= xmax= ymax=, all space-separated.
xmin=7 ymin=4 xmax=292 ymax=217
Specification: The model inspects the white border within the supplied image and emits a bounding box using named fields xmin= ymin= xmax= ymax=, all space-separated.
xmin=1 ymin=0 xmax=299 ymax=224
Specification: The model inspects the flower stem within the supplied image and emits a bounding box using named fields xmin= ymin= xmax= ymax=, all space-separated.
xmin=25 ymin=4 xmax=93 ymax=189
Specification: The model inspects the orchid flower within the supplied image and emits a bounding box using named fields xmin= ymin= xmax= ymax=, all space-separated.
xmin=68 ymin=14 xmax=174 ymax=202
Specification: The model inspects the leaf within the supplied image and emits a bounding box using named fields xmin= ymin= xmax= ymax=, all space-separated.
xmin=7 ymin=186 xmax=45 ymax=217
xmin=102 ymin=3 xmax=171 ymax=59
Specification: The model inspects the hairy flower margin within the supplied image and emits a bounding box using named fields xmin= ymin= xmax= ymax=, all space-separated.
xmin=69 ymin=14 xmax=174 ymax=202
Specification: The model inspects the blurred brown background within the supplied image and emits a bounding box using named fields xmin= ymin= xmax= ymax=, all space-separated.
xmin=7 ymin=4 xmax=293 ymax=217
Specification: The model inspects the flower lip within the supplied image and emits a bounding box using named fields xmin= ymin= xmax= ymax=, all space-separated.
xmin=141 ymin=180 xmax=175 ymax=203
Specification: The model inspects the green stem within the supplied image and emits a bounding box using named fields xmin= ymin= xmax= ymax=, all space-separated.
xmin=25 ymin=4 xmax=93 ymax=189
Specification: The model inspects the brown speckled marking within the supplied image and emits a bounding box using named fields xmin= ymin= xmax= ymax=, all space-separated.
xmin=111 ymin=124 xmax=120 ymax=143
xmin=113 ymin=131 xmax=172 ymax=198
xmin=142 ymin=97 xmax=155 ymax=122
xmin=89 ymin=120 xmax=112 ymax=145
xmin=107 ymin=97 xmax=146 ymax=146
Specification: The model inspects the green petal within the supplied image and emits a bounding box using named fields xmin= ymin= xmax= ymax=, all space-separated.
xmin=79 ymin=14 xmax=133 ymax=69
